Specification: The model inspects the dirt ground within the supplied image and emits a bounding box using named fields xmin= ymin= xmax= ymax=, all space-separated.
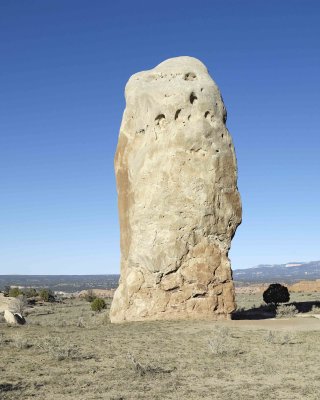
xmin=0 ymin=292 xmax=320 ymax=400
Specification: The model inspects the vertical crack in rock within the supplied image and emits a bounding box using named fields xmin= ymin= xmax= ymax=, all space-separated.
xmin=110 ymin=56 xmax=242 ymax=323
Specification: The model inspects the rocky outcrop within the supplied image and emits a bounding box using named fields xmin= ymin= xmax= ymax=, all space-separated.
xmin=110 ymin=57 xmax=241 ymax=322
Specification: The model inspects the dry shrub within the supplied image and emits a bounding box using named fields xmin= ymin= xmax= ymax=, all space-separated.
xmin=76 ymin=317 xmax=85 ymax=328
xmin=264 ymin=330 xmax=296 ymax=345
xmin=276 ymin=304 xmax=298 ymax=318
xmin=12 ymin=333 xmax=32 ymax=349
xmin=36 ymin=336 xmax=82 ymax=361
xmin=208 ymin=326 xmax=243 ymax=356
xmin=311 ymin=305 xmax=320 ymax=313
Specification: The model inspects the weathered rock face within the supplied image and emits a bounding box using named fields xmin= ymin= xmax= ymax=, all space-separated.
xmin=110 ymin=57 xmax=241 ymax=322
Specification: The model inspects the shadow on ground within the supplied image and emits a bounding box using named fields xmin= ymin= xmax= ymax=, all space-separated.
xmin=232 ymin=301 xmax=320 ymax=320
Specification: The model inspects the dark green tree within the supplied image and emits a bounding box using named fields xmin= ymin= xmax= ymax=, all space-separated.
xmin=263 ymin=283 xmax=290 ymax=306
xmin=39 ymin=288 xmax=55 ymax=302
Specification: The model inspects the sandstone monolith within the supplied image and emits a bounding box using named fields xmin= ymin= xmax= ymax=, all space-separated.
xmin=110 ymin=56 xmax=241 ymax=322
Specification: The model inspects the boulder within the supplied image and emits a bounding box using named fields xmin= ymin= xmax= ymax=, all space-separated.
xmin=110 ymin=57 xmax=241 ymax=322
xmin=3 ymin=310 xmax=26 ymax=325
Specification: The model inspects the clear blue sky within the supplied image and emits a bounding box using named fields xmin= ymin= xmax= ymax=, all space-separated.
xmin=1 ymin=0 xmax=319 ymax=274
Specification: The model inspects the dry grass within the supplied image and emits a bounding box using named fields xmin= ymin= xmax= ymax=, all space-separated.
xmin=0 ymin=293 xmax=320 ymax=399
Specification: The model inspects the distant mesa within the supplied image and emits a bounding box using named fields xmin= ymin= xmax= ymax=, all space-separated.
xmin=110 ymin=56 xmax=241 ymax=322
xmin=285 ymin=262 xmax=305 ymax=268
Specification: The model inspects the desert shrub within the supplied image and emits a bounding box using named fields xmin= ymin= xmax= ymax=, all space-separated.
xmin=13 ymin=295 xmax=27 ymax=316
xmin=37 ymin=336 xmax=82 ymax=361
xmin=263 ymin=283 xmax=290 ymax=305
xmin=264 ymin=330 xmax=296 ymax=345
xmin=39 ymin=288 xmax=55 ymax=302
xmin=276 ymin=304 xmax=298 ymax=318
xmin=208 ymin=326 xmax=243 ymax=356
xmin=76 ymin=317 xmax=85 ymax=328
xmin=23 ymin=288 xmax=38 ymax=298
xmin=91 ymin=298 xmax=106 ymax=312
xmin=84 ymin=289 xmax=97 ymax=302
xmin=8 ymin=287 xmax=22 ymax=298
xmin=12 ymin=334 xmax=32 ymax=349
xmin=311 ymin=305 xmax=320 ymax=313
xmin=264 ymin=330 xmax=276 ymax=344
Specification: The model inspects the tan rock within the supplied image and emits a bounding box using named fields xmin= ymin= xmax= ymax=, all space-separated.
xmin=160 ymin=272 xmax=182 ymax=291
xmin=3 ymin=310 xmax=25 ymax=325
xmin=4 ymin=310 xmax=17 ymax=324
xmin=110 ymin=56 xmax=241 ymax=322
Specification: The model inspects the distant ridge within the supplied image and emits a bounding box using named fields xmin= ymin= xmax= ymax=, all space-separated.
xmin=247 ymin=261 xmax=306 ymax=269
xmin=0 ymin=275 xmax=119 ymax=293
xmin=234 ymin=260 xmax=320 ymax=283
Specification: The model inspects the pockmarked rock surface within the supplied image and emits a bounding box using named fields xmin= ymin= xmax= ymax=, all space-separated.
xmin=110 ymin=57 xmax=241 ymax=322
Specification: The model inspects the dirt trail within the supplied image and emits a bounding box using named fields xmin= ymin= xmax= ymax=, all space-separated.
xmin=221 ymin=316 xmax=320 ymax=331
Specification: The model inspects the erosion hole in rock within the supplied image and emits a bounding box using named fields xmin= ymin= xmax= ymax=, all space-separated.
xmin=204 ymin=111 xmax=211 ymax=119
xmin=190 ymin=92 xmax=198 ymax=104
xmin=223 ymin=111 xmax=227 ymax=123
xmin=184 ymin=72 xmax=197 ymax=81
xmin=192 ymin=293 xmax=206 ymax=298
xmin=155 ymin=114 xmax=165 ymax=125
xmin=174 ymin=109 xmax=181 ymax=120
